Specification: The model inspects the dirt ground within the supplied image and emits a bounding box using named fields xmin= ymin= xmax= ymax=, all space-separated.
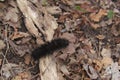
xmin=0 ymin=0 xmax=120 ymax=80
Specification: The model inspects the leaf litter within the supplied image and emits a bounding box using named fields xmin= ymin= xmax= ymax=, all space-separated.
xmin=0 ymin=0 xmax=120 ymax=80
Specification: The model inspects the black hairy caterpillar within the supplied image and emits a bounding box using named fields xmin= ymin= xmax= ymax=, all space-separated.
xmin=32 ymin=38 xmax=69 ymax=60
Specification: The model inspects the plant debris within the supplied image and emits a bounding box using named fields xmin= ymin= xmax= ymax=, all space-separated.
xmin=0 ymin=0 xmax=120 ymax=80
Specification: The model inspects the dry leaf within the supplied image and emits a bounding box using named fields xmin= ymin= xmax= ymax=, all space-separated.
xmin=0 ymin=59 xmax=2 ymax=65
xmin=78 ymin=2 xmax=96 ymax=13
xmin=24 ymin=54 xmax=31 ymax=65
xmin=111 ymin=62 xmax=120 ymax=80
xmin=46 ymin=6 xmax=62 ymax=14
xmin=89 ymin=9 xmax=107 ymax=22
xmin=64 ymin=43 xmax=76 ymax=54
xmin=58 ymin=53 xmax=68 ymax=61
xmin=8 ymin=39 xmax=30 ymax=56
xmin=111 ymin=25 xmax=120 ymax=36
xmin=60 ymin=65 xmax=70 ymax=75
xmin=61 ymin=0 xmax=74 ymax=6
xmin=0 ymin=2 xmax=7 ymax=17
xmin=18 ymin=37 xmax=32 ymax=44
xmin=103 ymin=62 xmax=120 ymax=80
xmin=18 ymin=72 xmax=31 ymax=80
xmin=57 ymin=72 xmax=65 ymax=80
xmin=90 ymin=23 xmax=100 ymax=29
xmin=0 ymin=39 xmax=6 ymax=50
xmin=0 ymin=2 xmax=7 ymax=9
xmin=96 ymin=35 xmax=105 ymax=40
xmin=12 ymin=72 xmax=31 ymax=80
xmin=100 ymin=21 xmax=107 ymax=27
xmin=101 ymin=57 xmax=113 ymax=68
xmin=43 ymin=12 xmax=58 ymax=41
xmin=114 ymin=37 xmax=120 ymax=44
xmin=93 ymin=59 xmax=103 ymax=72
xmin=58 ymin=14 xmax=69 ymax=23
xmin=69 ymin=58 xmax=78 ymax=65
xmin=101 ymin=48 xmax=111 ymax=57
xmin=12 ymin=76 xmax=22 ymax=80
xmin=101 ymin=49 xmax=113 ymax=68
xmin=4 ymin=5 xmax=19 ymax=23
xmin=61 ymin=32 xmax=76 ymax=43
xmin=106 ymin=19 xmax=113 ymax=25
xmin=2 ymin=63 xmax=23 ymax=79
xmin=83 ymin=64 xmax=98 ymax=79
xmin=10 ymin=32 xmax=30 ymax=40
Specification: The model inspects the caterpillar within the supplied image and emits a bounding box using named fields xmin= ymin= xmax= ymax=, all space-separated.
xmin=31 ymin=38 xmax=69 ymax=60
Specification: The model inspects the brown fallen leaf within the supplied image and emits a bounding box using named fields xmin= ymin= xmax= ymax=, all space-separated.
xmin=17 ymin=37 xmax=32 ymax=44
xmin=89 ymin=9 xmax=107 ymax=22
xmin=78 ymin=2 xmax=96 ymax=13
xmin=58 ymin=53 xmax=68 ymax=61
xmin=0 ymin=1 xmax=7 ymax=17
xmin=58 ymin=13 xmax=70 ymax=23
xmin=90 ymin=22 xmax=100 ymax=29
xmin=12 ymin=76 xmax=22 ymax=80
xmin=0 ymin=2 xmax=7 ymax=9
xmin=100 ymin=21 xmax=107 ymax=27
xmin=10 ymin=32 xmax=30 ymax=40
xmin=60 ymin=32 xmax=76 ymax=43
xmin=60 ymin=65 xmax=70 ymax=75
xmin=101 ymin=57 xmax=113 ymax=68
xmin=61 ymin=0 xmax=74 ymax=6
xmin=83 ymin=63 xmax=99 ymax=79
xmin=2 ymin=63 xmax=24 ymax=79
xmin=3 ymin=0 xmax=19 ymax=23
xmin=101 ymin=48 xmax=111 ymax=57
xmin=0 ymin=58 xmax=2 ymax=65
xmin=96 ymin=34 xmax=105 ymax=40
xmin=8 ymin=39 xmax=30 ymax=56
xmin=12 ymin=72 xmax=31 ymax=80
xmin=101 ymin=48 xmax=113 ymax=68
xmin=93 ymin=59 xmax=103 ymax=72
xmin=0 ymin=39 xmax=6 ymax=50
xmin=114 ymin=37 xmax=120 ymax=44
xmin=24 ymin=54 xmax=31 ymax=65
xmin=63 ymin=43 xmax=76 ymax=54
xmin=46 ymin=6 xmax=62 ymax=14
xmin=103 ymin=62 xmax=120 ymax=80
xmin=43 ymin=11 xmax=58 ymax=41
xmin=111 ymin=62 xmax=120 ymax=80
xmin=111 ymin=25 xmax=120 ymax=36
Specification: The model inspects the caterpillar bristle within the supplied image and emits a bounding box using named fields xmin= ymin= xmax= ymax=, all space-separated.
xmin=31 ymin=38 xmax=69 ymax=60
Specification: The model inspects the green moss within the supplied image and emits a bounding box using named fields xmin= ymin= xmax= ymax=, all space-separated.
xmin=107 ymin=10 xmax=114 ymax=19
xmin=75 ymin=6 xmax=86 ymax=12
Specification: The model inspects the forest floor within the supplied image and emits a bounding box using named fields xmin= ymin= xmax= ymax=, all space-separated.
xmin=0 ymin=0 xmax=120 ymax=80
